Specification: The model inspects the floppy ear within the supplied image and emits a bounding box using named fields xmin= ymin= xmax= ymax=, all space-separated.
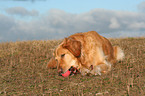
xmin=62 ymin=38 xmax=81 ymax=57
xmin=47 ymin=57 xmax=57 ymax=69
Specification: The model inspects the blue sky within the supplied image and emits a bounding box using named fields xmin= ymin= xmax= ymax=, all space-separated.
xmin=0 ymin=0 xmax=145 ymax=42
xmin=0 ymin=0 xmax=144 ymax=14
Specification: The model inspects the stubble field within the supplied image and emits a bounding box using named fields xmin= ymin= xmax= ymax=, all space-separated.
xmin=0 ymin=37 xmax=144 ymax=96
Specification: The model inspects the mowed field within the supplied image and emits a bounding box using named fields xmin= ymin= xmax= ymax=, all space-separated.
xmin=0 ymin=38 xmax=144 ymax=96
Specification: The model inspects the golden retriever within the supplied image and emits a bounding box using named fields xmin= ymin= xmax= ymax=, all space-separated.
xmin=47 ymin=31 xmax=124 ymax=76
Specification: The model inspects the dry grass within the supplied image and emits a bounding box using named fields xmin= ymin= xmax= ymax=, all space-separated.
xmin=0 ymin=38 xmax=144 ymax=96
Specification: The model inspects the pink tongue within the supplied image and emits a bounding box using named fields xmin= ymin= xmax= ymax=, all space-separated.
xmin=61 ymin=70 xmax=71 ymax=77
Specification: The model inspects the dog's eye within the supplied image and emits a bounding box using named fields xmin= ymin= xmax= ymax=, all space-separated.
xmin=61 ymin=54 xmax=65 ymax=58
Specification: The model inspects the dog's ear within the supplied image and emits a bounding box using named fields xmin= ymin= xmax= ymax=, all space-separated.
xmin=47 ymin=57 xmax=57 ymax=69
xmin=62 ymin=38 xmax=81 ymax=57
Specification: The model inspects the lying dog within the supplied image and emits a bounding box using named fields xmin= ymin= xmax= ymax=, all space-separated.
xmin=47 ymin=31 xmax=124 ymax=76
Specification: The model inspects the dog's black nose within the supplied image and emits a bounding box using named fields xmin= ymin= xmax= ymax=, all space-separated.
xmin=58 ymin=72 xmax=62 ymax=76
xmin=58 ymin=68 xmax=63 ymax=76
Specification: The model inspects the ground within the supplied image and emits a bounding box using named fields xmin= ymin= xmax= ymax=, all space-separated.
xmin=0 ymin=38 xmax=144 ymax=96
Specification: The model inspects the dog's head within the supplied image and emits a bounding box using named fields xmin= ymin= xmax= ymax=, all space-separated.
xmin=54 ymin=37 xmax=81 ymax=75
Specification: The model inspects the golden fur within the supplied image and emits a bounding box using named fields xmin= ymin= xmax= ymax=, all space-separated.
xmin=47 ymin=31 xmax=124 ymax=75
